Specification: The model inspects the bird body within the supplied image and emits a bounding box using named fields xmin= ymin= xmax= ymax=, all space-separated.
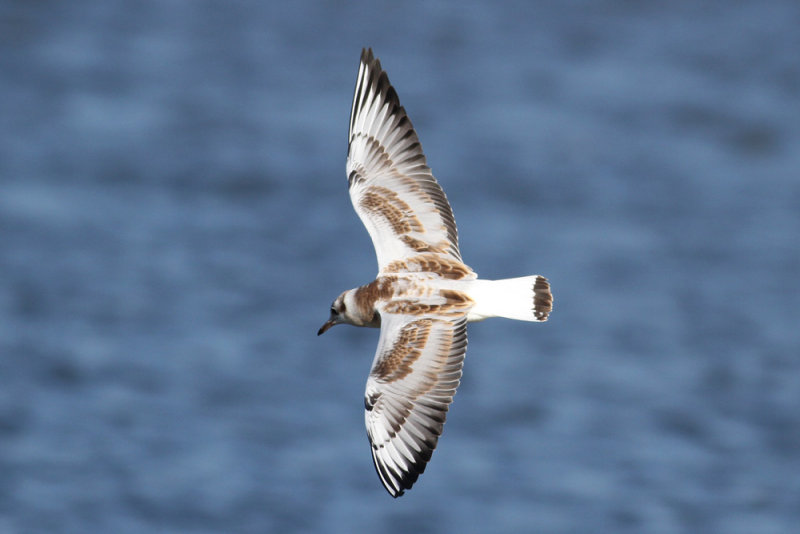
xmin=318 ymin=49 xmax=553 ymax=497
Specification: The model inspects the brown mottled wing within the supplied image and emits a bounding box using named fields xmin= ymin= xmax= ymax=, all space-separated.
xmin=363 ymin=312 xmax=468 ymax=497
xmin=347 ymin=48 xmax=462 ymax=273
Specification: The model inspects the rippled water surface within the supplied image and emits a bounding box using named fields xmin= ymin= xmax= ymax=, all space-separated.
xmin=1 ymin=2 xmax=799 ymax=533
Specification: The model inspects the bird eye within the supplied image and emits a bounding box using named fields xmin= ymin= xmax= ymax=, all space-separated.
xmin=330 ymin=307 xmax=338 ymax=315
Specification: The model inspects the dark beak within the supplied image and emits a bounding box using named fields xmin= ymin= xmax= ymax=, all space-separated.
xmin=317 ymin=319 xmax=335 ymax=336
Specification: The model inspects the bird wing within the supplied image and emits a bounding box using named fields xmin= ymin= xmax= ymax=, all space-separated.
xmin=347 ymin=48 xmax=463 ymax=274
xmin=363 ymin=309 xmax=468 ymax=497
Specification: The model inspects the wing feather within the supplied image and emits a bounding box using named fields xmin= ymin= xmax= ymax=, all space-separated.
xmin=364 ymin=313 xmax=468 ymax=497
xmin=347 ymin=48 xmax=463 ymax=273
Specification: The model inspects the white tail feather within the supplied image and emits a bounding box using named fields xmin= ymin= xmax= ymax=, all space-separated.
xmin=466 ymin=275 xmax=552 ymax=323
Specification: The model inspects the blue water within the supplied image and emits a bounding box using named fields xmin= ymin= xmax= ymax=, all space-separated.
xmin=1 ymin=1 xmax=799 ymax=532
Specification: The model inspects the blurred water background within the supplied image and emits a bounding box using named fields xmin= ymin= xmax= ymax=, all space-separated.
xmin=1 ymin=1 xmax=799 ymax=533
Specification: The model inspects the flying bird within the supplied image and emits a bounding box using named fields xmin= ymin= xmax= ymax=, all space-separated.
xmin=318 ymin=48 xmax=553 ymax=497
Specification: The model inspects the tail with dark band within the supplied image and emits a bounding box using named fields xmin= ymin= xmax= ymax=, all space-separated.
xmin=466 ymin=275 xmax=553 ymax=322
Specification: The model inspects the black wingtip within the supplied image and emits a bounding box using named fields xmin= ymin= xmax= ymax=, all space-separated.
xmin=361 ymin=47 xmax=379 ymax=74
xmin=370 ymin=443 xmax=427 ymax=498
xmin=362 ymin=47 xmax=374 ymax=63
xmin=355 ymin=47 xmax=401 ymax=118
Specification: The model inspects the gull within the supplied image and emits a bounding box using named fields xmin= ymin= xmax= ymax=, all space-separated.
xmin=318 ymin=48 xmax=553 ymax=497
